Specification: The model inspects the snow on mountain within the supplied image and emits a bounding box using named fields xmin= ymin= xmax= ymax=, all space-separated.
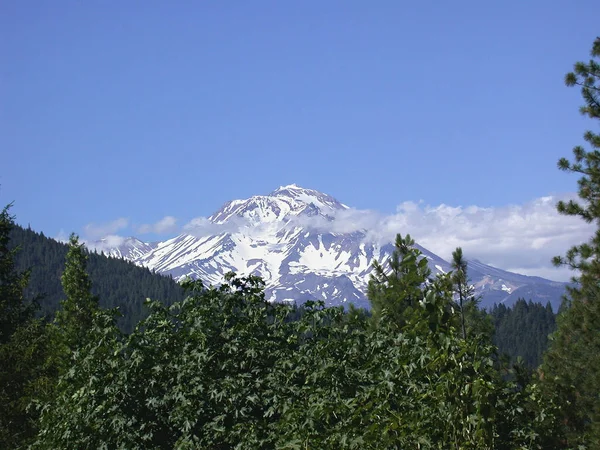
xmin=92 ymin=237 xmax=156 ymax=260
xmin=94 ymin=185 xmax=567 ymax=311
xmin=208 ymin=184 xmax=348 ymax=225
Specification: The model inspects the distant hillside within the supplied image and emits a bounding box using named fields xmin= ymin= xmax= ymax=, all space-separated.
xmin=9 ymin=225 xmax=185 ymax=333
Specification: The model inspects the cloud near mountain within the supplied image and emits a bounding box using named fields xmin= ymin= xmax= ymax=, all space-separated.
xmin=366 ymin=195 xmax=592 ymax=282
xmin=82 ymin=193 xmax=592 ymax=282
xmin=135 ymin=216 xmax=178 ymax=235
xmin=83 ymin=217 xmax=129 ymax=240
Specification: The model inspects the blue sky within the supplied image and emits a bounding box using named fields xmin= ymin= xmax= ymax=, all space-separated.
xmin=1 ymin=1 xmax=598 ymax=278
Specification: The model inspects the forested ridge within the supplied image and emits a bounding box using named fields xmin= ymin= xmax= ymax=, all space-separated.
xmin=9 ymin=225 xmax=185 ymax=333
xmin=0 ymin=37 xmax=599 ymax=449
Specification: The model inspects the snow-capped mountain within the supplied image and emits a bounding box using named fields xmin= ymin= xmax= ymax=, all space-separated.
xmin=93 ymin=237 xmax=156 ymax=260
xmin=96 ymin=184 xmax=567 ymax=310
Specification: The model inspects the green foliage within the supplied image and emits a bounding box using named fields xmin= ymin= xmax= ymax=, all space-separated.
xmin=33 ymin=308 xmax=124 ymax=449
xmin=0 ymin=320 xmax=57 ymax=448
xmin=452 ymin=247 xmax=470 ymax=340
xmin=367 ymin=234 xmax=431 ymax=328
xmin=553 ymin=37 xmax=600 ymax=284
xmin=0 ymin=205 xmax=55 ymax=449
xmin=451 ymin=247 xmax=493 ymax=343
xmin=542 ymin=37 xmax=600 ymax=448
xmin=0 ymin=204 xmax=36 ymax=344
xmin=32 ymin=244 xmax=561 ymax=448
xmin=54 ymin=233 xmax=99 ymax=348
xmin=542 ymin=283 xmax=600 ymax=447
xmin=1 ymin=221 xmax=186 ymax=448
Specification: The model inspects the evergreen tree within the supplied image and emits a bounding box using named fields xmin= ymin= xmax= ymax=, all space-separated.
xmin=451 ymin=247 xmax=469 ymax=340
xmin=0 ymin=320 xmax=56 ymax=448
xmin=542 ymin=37 xmax=600 ymax=447
xmin=552 ymin=37 xmax=600 ymax=285
xmin=491 ymin=299 xmax=556 ymax=368
xmin=0 ymin=204 xmax=35 ymax=343
xmin=54 ymin=234 xmax=99 ymax=351
xmin=0 ymin=205 xmax=54 ymax=448
xmin=367 ymin=234 xmax=431 ymax=328
xmin=451 ymin=248 xmax=493 ymax=343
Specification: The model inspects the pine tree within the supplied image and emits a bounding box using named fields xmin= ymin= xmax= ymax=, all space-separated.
xmin=491 ymin=299 xmax=556 ymax=367
xmin=54 ymin=233 xmax=99 ymax=349
xmin=542 ymin=37 xmax=600 ymax=447
xmin=0 ymin=205 xmax=53 ymax=448
xmin=367 ymin=234 xmax=431 ymax=327
xmin=552 ymin=38 xmax=600 ymax=285
xmin=451 ymin=247 xmax=469 ymax=340
xmin=0 ymin=204 xmax=36 ymax=343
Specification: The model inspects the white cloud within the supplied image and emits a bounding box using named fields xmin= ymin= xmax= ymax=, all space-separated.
xmin=83 ymin=218 xmax=128 ymax=240
xmin=54 ymin=229 xmax=70 ymax=244
xmin=361 ymin=194 xmax=593 ymax=282
xmin=99 ymin=234 xmax=127 ymax=248
xmin=501 ymin=266 xmax=577 ymax=283
xmin=136 ymin=216 xmax=178 ymax=235
xmin=84 ymin=235 xmax=128 ymax=254
xmin=183 ymin=216 xmax=247 ymax=237
xmin=276 ymin=207 xmax=383 ymax=235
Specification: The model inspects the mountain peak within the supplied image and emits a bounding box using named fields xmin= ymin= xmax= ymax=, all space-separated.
xmin=268 ymin=185 xmax=349 ymax=210
xmin=273 ymin=183 xmax=302 ymax=191
xmin=208 ymin=185 xmax=349 ymax=224
xmin=269 ymin=184 xmax=320 ymax=197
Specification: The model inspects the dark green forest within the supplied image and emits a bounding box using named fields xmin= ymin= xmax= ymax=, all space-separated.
xmin=9 ymin=225 xmax=185 ymax=333
xmin=0 ymin=37 xmax=599 ymax=449
xmin=492 ymin=300 xmax=556 ymax=368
